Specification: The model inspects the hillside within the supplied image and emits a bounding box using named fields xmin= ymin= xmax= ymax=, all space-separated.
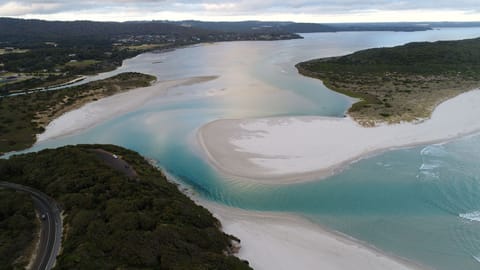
xmin=296 ymin=37 xmax=480 ymax=125
xmin=0 ymin=145 xmax=252 ymax=270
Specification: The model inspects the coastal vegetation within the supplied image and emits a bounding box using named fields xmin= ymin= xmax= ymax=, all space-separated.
xmin=0 ymin=145 xmax=252 ymax=269
xmin=296 ymin=37 xmax=480 ymax=126
xmin=0 ymin=189 xmax=38 ymax=269
xmin=0 ymin=72 xmax=156 ymax=154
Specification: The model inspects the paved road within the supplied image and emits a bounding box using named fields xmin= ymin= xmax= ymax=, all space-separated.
xmin=0 ymin=182 xmax=62 ymax=270
xmin=91 ymin=149 xmax=138 ymax=178
xmin=3 ymin=76 xmax=87 ymax=98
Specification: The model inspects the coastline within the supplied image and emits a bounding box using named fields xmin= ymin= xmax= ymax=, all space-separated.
xmin=197 ymin=88 xmax=480 ymax=184
xmin=159 ymin=169 xmax=425 ymax=270
xmin=36 ymin=75 xmax=218 ymax=143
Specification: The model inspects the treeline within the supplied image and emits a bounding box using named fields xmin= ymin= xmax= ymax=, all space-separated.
xmin=0 ymin=145 xmax=252 ymax=270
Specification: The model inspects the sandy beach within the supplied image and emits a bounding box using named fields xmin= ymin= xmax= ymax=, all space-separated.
xmin=199 ymin=201 xmax=423 ymax=270
xmin=197 ymin=89 xmax=480 ymax=183
xmin=36 ymin=76 xmax=217 ymax=142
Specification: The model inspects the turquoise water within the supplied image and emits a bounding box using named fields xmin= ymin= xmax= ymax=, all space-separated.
xmin=24 ymin=28 xmax=480 ymax=269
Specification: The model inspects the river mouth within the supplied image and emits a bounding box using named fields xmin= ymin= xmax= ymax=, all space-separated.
xmin=24 ymin=28 xmax=480 ymax=270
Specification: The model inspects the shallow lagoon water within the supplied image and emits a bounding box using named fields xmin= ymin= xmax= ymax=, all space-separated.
xmin=27 ymin=28 xmax=480 ymax=269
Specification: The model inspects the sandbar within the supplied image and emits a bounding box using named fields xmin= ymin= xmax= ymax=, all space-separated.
xmin=36 ymin=76 xmax=217 ymax=142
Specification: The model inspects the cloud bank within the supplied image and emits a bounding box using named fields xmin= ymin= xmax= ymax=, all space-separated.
xmin=0 ymin=0 xmax=479 ymax=22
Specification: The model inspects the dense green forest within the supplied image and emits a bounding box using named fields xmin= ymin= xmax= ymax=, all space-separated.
xmin=0 ymin=72 xmax=155 ymax=154
xmin=0 ymin=145 xmax=252 ymax=270
xmin=297 ymin=37 xmax=480 ymax=125
xmin=0 ymin=189 xmax=37 ymax=269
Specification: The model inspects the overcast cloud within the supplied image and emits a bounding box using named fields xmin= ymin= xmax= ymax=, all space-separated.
xmin=0 ymin=0 xmax=479 ymax=22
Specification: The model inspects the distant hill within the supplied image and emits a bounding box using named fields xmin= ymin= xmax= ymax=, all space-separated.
xmin=0 ymin=18 xmax=436 ymax=45
xmin=0 ymin=18 xmax=306 ymax=47
xmin=0 ymin=18 xmax=216 ymax=44
xmin=176 ymin=20 xmax=291 ymax=32
xmin=421 ymin=21 xmax=480 ymax=28
xmin=3 ymin=18 xmax=479 ymax=45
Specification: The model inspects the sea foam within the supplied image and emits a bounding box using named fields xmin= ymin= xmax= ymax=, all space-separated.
xmin=420 ymin=145 xmax=448 ymax=157
xmin=459 ymin=211 xmax=480 ymax=222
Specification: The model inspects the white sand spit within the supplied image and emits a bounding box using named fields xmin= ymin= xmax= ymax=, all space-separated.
xmin=198 ymin=89 xmax=480 ymax=183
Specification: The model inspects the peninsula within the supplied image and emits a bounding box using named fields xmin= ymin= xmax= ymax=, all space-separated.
xmin=296 ymin=37 xmax=480 ymax=125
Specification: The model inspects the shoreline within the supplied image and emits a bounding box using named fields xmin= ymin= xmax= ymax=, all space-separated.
xmin=197 ymin=88 xmax=480 ymax=184
xmin=196 ymin=199 xmax=426 ymax=270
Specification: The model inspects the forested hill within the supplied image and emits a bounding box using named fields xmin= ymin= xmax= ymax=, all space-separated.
xmin=0 ymin=18 xmax=433 ymax=45
xmin=0 ymin=144 xmax=253 ymax=269
xmin=0 ymin=18 xmax=216 ymax=43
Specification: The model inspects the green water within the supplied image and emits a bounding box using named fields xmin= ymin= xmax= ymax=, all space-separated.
xmin=26 ymin=28 xmax=480 ymax=269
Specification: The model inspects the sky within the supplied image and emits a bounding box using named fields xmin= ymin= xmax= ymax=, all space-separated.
xmin=0 ymin=0 xmax=479 ymax=23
